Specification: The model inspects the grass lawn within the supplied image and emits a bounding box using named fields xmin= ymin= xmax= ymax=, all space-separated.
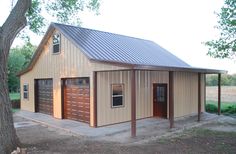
xmin=12 ymin=109 xmax=20 ymax=113
xmin=9 ymin=93 xmax=20 ymax=100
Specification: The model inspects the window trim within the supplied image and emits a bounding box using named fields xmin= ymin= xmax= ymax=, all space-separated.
xmin=52 ymin=33 xmax=61 ymax=54
xmin=111 ymin=84 xmax=125 ymax=108
xmin=23 ymin=84 xmax=29 ymax=100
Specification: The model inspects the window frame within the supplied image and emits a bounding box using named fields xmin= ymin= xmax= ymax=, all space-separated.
xmin=111 ymin=84 xmax=124 ymax=108
xmin=23 ymin=84 xmax=29 ymax=100
xmin=52 ymin=33 xmax=61 ymax=54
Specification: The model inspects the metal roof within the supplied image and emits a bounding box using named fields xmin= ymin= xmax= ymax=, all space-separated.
xmin=18 ymin=23 xmax=226 ymax=76
xmin=53 ymin=23 xmax=191 ymax=68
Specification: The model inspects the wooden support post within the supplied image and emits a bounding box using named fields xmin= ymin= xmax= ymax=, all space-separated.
xmin=131 ymin=69 xmax=136 ymax=137
xmin=198 ymin=73 xmax=201 ymax=122
xmin=169 ymin=71 xmax=174 ymax=128
xmin=218 ymin=73 xmax=221 ymax=115
xmin=93 ymin=71 xmax=97 ymax=127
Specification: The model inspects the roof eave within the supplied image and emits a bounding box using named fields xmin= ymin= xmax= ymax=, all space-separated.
xmin=134 ymin=65 xmax=227 ymax=74
xmin=90 ymin=59 xmax=227 ymax=74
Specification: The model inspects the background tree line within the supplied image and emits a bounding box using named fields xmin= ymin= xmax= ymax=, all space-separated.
xmin=206 ymin=74 xmax=236 ymax=86
xmin=7 ymin=42 xmax=36 ymax=92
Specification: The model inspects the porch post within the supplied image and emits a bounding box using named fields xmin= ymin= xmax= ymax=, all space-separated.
xmin=169 ymin=71 xmax=174 ymax=128
xmin=198 ymin=73 xmax=201 ymax=122
xmin=218 ymin=73 xmax=221 ymax=115
xmin=131 ymin=69 xmax=136 ymax=137
xmin=93 ymin=71 xmax=97 ymax=127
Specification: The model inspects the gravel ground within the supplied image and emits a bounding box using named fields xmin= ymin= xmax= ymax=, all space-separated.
xmin=14 ymin=115 xmax=236 ymax=154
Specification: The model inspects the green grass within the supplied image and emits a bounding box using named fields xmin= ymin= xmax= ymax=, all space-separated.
xmin=12 ymin=109 xmax=19 ymax=113
xmin=206 ymin=100 xmax=236 ymax=115
xmin=9 ymin=93 xmax=20 ymax=100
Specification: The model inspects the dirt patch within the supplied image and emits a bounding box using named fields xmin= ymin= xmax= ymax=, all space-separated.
xmin=206 ymin=86 xmax=236 ymax=102
xmin=15 ymin=116 xmax=236 ymax=154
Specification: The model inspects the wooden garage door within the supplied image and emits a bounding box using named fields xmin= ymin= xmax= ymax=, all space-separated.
xmin=63 ymin=78 xmax=90 ymax=123
xmin=35 ymin=79 xmax=53 ymax=115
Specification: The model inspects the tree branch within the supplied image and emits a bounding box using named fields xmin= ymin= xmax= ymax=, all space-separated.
xmin=2 ymin=0 xmax=31 ymax=45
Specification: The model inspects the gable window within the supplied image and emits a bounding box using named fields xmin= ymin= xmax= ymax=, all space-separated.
xmin=23 ymin=84 xmax=29 ymax=99
xmin=53 ymin=33 xmax=60 ymax=54
xmin=111 ymin=84 xmax=124 ymax=107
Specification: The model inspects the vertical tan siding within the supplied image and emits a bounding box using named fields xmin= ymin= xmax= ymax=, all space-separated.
xmin=97 ymin=70 xmax=169 ymax=126
xmin=97 ymin=71 xmax=131 ymax=126
xmin=20 ymin=30 xmax=129 ymax=126
xmin=173 ymin=72 xmax=205 ymax=117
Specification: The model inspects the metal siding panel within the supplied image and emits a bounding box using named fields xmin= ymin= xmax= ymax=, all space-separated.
xmin=174 ymin=72 xmax=199 ymax=118
xmin=97 ymin=71 xmax=131 ymax=126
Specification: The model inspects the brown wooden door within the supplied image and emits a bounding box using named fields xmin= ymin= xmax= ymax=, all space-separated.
xmin=63 ymin=78 xmax=90 ymax=123
xmin=35 ymin=79 xmax=53 ymax=115
xmin=153 ymin=83 xmax=167 ymax=118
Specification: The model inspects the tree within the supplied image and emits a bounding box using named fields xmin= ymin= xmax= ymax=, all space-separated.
xmin=0 ymin=0 xmax=100 ymax=153
xmin=8 ymin=42 xmax=36 ymax=92
xmin=205 ymin=0 xmax=236 ymax=59
xmin=8 ymin=50 xmax=25 ymax=93
xmin=206 ymin=74 xmax=236 ymax=86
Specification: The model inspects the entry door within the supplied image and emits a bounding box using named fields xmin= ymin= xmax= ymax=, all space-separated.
xmin=153 ymin=83 xmax=167 ymax=118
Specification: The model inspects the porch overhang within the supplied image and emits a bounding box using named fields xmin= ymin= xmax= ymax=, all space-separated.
xmin=93 ymin=61 xmax=226 ymax=137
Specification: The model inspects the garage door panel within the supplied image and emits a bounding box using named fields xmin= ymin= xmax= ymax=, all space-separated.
xmin=36 ymin=79 xmax=53 ymax=115
xmin=63 ymin=78 xmax=90 ymax=123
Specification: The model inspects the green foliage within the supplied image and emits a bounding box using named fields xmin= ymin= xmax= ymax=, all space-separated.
xmin=23 ymin=0 xmax=100 ymax=35
xmin=206 ymin=100 xmax=236 ymax=114
xmin=8 ymin=50 xmax=25 ymax=92
xmin=205 ymin=0 xmax=236 ymax=59
xmin=205 ymin=103 xmax=218 ymax=113
xmin=206 ymin=74 xmax=236 ymax=86
xmin=26 ymin=0 xmax=45 ymax=34
xmin=7 ymin=43 xmax=36 ymax=92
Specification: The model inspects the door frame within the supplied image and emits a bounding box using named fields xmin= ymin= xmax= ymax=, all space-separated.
xmin=153 ymin=83 xmax=168 ymax=118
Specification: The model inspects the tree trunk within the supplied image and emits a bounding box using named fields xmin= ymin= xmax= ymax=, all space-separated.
xmin=0 ymin=47 xmax=20 ymax=153
xmin=0 ymin=0 xmax=31 ymax=153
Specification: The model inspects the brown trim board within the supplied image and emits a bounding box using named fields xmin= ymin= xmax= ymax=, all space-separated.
xmin=218 ymin=74 xmax=221 ymax=115
xmin=93 ymin=71 xmax=97 ymax=127
xmin=131 ymin=69 xmax=136 ymax=137
xmin=169 ymin=71 xmax=174 ymax=128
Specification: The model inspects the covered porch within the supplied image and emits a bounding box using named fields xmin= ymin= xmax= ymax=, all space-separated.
xmin=93 ymin=66 xmax=226 ymax=137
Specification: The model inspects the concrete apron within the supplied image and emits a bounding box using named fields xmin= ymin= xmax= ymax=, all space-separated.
xmin=14 ymin=111 xmax=218 ymax=144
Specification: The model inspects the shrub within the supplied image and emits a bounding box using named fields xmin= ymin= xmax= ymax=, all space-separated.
xmin=205 ymin=104 xmax=218 ymax=113
xmin=205 ymin=102 xmax=236 ymax=115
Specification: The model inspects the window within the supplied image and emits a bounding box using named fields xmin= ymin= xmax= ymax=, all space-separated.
xmin=23 ymin=84 xmax=29 ymax=99
xmin=53 ymin=34 xmax=60 ymax=54
xmin=65 ymin=78 xmax=89 ymax=87
xmin=111 ymin=84 xmax=124 ymax=107
xmin=157 ymin=86 xmax=165 ymax=102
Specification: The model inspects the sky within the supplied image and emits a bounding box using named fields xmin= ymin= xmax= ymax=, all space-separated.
xmin=1 ymin=0 xmax=236 ymax=74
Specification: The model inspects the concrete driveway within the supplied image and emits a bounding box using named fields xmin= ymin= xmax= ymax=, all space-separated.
xmin=15 ymin=110 xmax=219 ymax=143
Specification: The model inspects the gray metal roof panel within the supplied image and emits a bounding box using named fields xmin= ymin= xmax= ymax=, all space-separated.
xmin=53 ymin=23 xmax=191 ymax=68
